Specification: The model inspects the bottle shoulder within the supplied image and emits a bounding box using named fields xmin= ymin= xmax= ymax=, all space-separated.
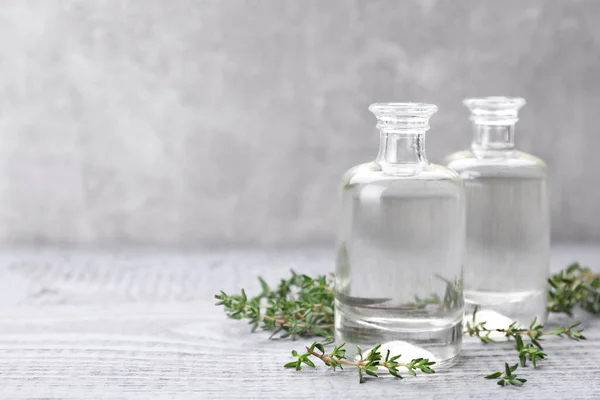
xmin=340 ymin=162 xmax=463 ymax=189
xmin=443 ymin=150 xmax=548 ymax=179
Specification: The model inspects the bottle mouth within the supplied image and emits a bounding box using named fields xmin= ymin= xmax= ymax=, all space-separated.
xmin=369 ymin=102 xmax=438 ymax=116
xmin=463 ymin=96 xmax=526 ymax=111
xmin=463 ymin=96 xmax=526 ymax=125
xmin=369 ymin=102 xmax=438 ymax=133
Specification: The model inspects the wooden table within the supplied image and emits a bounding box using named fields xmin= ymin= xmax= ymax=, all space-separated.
xmin=0 ymin=246 xmax=599 ymax=399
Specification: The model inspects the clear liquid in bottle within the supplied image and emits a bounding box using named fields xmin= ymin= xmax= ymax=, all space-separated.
xmin=444 ymin=97 xmax=550 ymax=328
xmin=335 ymin=103 xmax=465 ymax=367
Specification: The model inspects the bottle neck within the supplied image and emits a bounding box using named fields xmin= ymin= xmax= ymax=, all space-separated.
xmin=471 ymin=122 xmax=515 ymax=157
xmin=377 ymin=131 xmax=427 ymax=174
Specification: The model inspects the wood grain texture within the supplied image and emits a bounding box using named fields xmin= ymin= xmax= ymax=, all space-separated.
xmin=0 ymin=245 xmax=599 ymax=399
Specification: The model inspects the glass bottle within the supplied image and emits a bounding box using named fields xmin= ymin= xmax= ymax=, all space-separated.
xmin=335 ymin=103 xmax=465 ymax=366
xmin=443 ymin=97 xmax=550 ymax=328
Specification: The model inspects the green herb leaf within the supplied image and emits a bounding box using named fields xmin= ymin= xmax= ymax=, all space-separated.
xmin=485 ymin=372 xmax=503 ymax=379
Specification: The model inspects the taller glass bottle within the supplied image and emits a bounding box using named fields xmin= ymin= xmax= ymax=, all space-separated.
xmin=335 ymin=103 xmax=465 ymax=366
xmin=443 ymin=97 xmax=550 ymax=327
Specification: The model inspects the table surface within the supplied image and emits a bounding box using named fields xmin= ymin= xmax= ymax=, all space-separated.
xmin=0 ymin=245 xmax=599 ymax=399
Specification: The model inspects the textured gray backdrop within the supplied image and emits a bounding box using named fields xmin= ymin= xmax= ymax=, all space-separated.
xmin=0 ymin=0 xmax=598 ymax=245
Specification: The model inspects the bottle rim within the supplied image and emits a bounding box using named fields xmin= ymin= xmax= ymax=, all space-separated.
xmin=463 ymin=96 xmax=526 ymax=111
xmin=369 ymin=102 xmax=438 ymax=116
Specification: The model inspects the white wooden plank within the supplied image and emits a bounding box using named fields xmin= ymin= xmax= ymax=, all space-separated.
xmin=0 ymin=246 xmax=598 ymax=399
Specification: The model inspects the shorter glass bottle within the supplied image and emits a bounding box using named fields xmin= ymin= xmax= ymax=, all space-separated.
xmin=443 ymin=97 xmax=549 ymax=328
xmin=335 ymin=103 xmax=465 ymax=367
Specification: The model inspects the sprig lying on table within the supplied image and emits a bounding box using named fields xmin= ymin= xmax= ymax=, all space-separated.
xmin=216 ymin=263 xmax=595 ymax=385
xmin=548 ymin=262 xmax=600 ymax=315
xmin=485 ymin=363 xmax=527 ymax=387
xmin=466 ymin=307 xmax=586 ymax=348
xmin=466 ymin=306 xmax=586 ymax=381
xmin=215 ymin=271 xmax=335 ymax=340
xmin=284 ymin=342 xmax=435 ymax=383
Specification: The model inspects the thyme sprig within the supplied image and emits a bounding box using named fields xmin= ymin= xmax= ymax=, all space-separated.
xmin=548 ymin=262 xmax=600 ymax=315
xmin=485 ymin=363 xmax=527 ymax=386
xmin=284 ymin=342 xmax=435 ymax=383
xmin=215 ymin=271 xmax=335 ymax=340
xmin=465 ymin=307 xmax=586 ymax=347
xmin=466 ymin=306 xmax=586 ymax=385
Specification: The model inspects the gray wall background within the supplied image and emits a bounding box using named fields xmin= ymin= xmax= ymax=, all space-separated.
xmin=0 ymin=0 xmax=598 ymax=246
